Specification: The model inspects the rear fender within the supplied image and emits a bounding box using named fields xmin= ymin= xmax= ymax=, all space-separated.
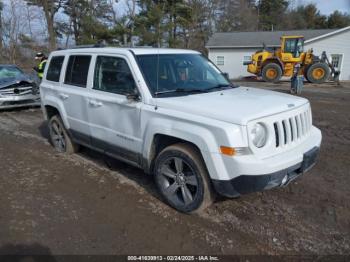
xmin=42 ymin=95 xmax=69 ymax=129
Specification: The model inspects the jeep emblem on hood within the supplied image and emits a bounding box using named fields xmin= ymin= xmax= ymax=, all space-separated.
xmin=288 ymin=104 xmax=295 ymax=108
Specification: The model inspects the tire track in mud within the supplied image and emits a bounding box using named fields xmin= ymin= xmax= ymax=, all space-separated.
xmin=0 ymin=109 xmax=264 ymax=254
xmin=1 ymin=82 xmax=350 ymax=256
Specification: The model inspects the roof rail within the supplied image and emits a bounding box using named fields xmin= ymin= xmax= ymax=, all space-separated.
xmin=56 ymin=43 xmax=107 ymax=51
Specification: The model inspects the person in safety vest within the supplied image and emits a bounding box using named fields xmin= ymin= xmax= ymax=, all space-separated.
xmin=33 ymin=52 xmax=48 ymax=80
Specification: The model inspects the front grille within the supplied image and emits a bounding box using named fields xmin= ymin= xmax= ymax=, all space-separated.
xmin=273 ymin=107 xmax=312 ymax=148
xmin=0 ymin=86 xmax=33 ymax=96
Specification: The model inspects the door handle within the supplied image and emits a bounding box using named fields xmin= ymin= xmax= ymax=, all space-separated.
xmin=89 ymin=100 xmax=103 ymax=107
xmin=59 ymin=93 xmax=69 ymax=100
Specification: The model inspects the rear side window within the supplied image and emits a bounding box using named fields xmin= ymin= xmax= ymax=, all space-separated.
xmin=46 ymin=56 xmax=64 ymax=82
xmin=65 ymin=55 xmax=91 ymax=87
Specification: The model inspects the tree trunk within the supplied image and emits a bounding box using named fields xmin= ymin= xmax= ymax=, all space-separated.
xmin=42 ymin=0 xmax=56 ymax=50
xmin=72 ymin=17 xmax=79 ymax=44
xmin=0 ymin=3 xmax=3 ymax=51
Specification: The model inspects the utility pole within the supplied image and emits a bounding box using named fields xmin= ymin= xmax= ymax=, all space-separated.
xmin=257 ymin=0 xmax=260 ymax=31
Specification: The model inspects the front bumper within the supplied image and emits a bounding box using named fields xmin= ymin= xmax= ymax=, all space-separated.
xmin=212 ymin=146 xmax=320 ymax=198
xmin=0 ymin=94 xmax=41 ymax=109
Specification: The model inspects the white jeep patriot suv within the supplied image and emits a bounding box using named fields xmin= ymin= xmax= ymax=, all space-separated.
xmin=40 ymin=47 xmax=322 ymax=213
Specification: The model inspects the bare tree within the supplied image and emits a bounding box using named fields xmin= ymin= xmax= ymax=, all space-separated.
xmin=26 ymin=0 xmax=64 ymax=50
xmin=0 ymin=0 xmax=4 ymax=53
xmin=2 ymin=0 xmax=25 ymax=62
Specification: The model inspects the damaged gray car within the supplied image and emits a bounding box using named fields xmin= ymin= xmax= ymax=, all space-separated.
xmin=0 ymin=64 xmax=40 ymax=109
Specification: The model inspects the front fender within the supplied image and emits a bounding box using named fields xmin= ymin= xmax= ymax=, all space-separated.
xmin=141 ymin=112 xmax=248 ymax=180
xmin=142 ymin=118 xmax=218 ymax=157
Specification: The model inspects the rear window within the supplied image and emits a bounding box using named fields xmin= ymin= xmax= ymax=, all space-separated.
xmin=46 ymin=56 xmax=64 ymax=82
xmin=65 ymin=55 xmax=91 ymax=87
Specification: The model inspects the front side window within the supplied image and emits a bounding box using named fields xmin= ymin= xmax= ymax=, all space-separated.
xmin=47 ymin=56 xmax=64 ymax=82
xmin=136 ymin=54 xmax=231 ymax=97
xmin=93 ymin=56 xmax=136 ymax=95
xmin=65 ymin=55 xmax=91 ymax=87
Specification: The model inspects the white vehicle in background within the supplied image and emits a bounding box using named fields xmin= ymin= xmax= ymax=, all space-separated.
xmin=40 ymin=47 xmax=321 ymax=213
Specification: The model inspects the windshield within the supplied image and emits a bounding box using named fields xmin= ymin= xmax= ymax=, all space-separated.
xmin=284 ymin=38 xmax=304 ymax=58
xmin=0 ymin=66 xmax=24 ymax=79
xmin=136 ymin=54 xmax=231 ymax=97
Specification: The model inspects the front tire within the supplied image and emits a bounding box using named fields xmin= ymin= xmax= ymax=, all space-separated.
xmin=154 ymin=143 xmax=214 ymax=213
xmin=48 ymin=115 xmax=79 ymax=154
xmin=262 ymin=63 xmax=282 ymax=83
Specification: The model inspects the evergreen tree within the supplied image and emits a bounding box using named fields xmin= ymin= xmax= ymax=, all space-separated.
xmin=184 ymin=0 xmax=214 ymax=52
xmin=63 ymin=0 xmax=114 ymax=45
xmin=284 ymin=4 xmax=327 ymax=29
xmin=327 ymin=10 xmax=350 ymax=28
xmin=134 ymin=0 xmax=192 ymax=47
xmin=258 ymin=0 xmax=289 ymax=31
xmin=215 ymin=0 xmax=258 ymax=32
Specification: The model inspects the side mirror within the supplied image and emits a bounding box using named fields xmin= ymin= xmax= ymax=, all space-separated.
xmin=126 ymin=89 xmax=141 ymax=102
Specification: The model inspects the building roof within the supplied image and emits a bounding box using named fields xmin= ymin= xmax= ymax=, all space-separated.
xmin=206 ymin=27 xmax=349 ymax=48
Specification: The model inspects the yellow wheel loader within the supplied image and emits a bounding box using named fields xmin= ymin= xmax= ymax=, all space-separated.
xmin=245 ymin=36 xmax=339 ymax=84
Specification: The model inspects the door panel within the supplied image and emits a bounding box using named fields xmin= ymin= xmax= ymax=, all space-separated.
xmin=87 ymin=55 xmax=143 ymax=163
xmin=61 ymin=55 xmax=92 ymax=145
xmin=86 ymin=91 xmax=142 ymax=162
xmin=60 ymin=86 xmax=91 ymax=145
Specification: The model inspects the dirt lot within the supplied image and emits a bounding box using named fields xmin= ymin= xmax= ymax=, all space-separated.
xmin=0 ymin=81 xmax=349 ymax=256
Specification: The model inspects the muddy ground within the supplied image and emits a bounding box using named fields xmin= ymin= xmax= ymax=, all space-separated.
xmin=0 ymin=81 xmax=349 ymax=256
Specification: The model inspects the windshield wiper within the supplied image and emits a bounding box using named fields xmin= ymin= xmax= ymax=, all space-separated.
xmin=154 ymin=88 xmax=204 ymax=95
xmin=154 ymin=84 xmax=238 ymax=96
xmin=205 ymin=84 xmax=237 ymax=91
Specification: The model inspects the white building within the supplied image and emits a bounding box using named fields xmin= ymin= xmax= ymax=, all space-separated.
xmin=206 ymin=26 xmax=350 ymax=81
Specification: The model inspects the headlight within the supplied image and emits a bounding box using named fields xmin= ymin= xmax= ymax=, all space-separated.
xmin=250 ymin=123 xmax=267 ymax=148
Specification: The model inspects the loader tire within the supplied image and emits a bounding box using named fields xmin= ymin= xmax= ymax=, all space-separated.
xmin=262 ymin=63 xmax=282 ymax=83
xmin=306 ymin=63 xmax=330 ymax=84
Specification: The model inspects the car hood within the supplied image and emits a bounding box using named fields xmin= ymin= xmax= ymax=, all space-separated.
xmin=154 ymin=87 xmax=309 ymax=125
xmin=0 ymin=75 xmax=33 ymax=89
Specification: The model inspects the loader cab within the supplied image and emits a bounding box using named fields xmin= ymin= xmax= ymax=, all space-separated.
xmin=281 ymin=36 xmax=305 ymax=60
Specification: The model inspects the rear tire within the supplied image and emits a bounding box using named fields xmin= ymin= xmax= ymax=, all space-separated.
xmin=262 ymin=63 xmax=282 ymax=83
xmin=153 ymin=143 xmax=214 ymax=213
xmin=306 ymin=62 xmax=330 ymax=84
xmin=48 ymin=115 xmax=79 ymax=154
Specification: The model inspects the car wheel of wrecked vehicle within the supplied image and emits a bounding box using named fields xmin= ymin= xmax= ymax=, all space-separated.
xmin=48 ymin=115 xmax=79 ymax=154
xmin=154 ymin=143 xmax=214 ymax=213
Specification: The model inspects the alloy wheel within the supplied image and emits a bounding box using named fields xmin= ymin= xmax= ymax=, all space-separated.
xmin=159 ymin=157 xmax=199 ymax=206
xmin=50 ymin=120 xmax=66 ymax=152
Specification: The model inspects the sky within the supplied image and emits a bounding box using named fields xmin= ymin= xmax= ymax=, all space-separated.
xmin=1 ymin=0 xmax=349 ymax=47
xmin=298 ymin=0 xmax=350 ymax=15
